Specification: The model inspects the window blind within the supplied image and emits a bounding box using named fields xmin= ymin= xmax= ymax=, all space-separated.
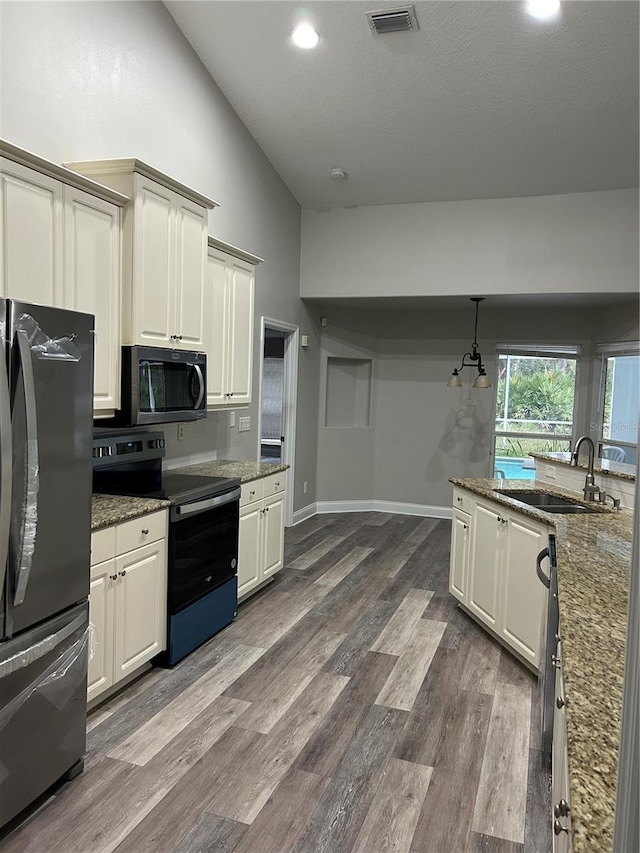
xmin=496 ymin=343 xmax=581 ymax=358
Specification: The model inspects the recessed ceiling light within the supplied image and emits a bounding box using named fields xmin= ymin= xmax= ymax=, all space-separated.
xmin=292 ymin=24 xmax=319 ymax=49
xmin=526 ymin=0 xmax=561 ymax=21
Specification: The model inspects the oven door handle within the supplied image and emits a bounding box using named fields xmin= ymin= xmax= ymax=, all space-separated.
xmin=536 ymin=547 xmax=550 ymax=589
xmin=192 ymin=364 xmax=205 ymax=410
xmin=175 ymin=487 xmax=241 ymax=517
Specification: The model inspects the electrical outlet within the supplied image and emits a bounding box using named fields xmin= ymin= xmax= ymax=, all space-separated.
xmin=229 ymin=411 xmax=236 ymax=428
xmin=545 ymin=465 xmax=556 ymax=479
xmin=177 ymin=423 xmax=185 ymax=442
xmin=238 ymin=416 xmax=251 ymax=432
xmin=303 ymin=481 xmax=309 ymax=494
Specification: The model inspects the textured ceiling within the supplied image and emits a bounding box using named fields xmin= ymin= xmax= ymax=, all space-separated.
xmin=166 ymin=0 xmax=639 ymax=209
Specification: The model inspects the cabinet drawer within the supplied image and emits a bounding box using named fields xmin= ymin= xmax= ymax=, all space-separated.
xmin=453 ymin=488 xmax=473 ymax=514
xmin=91 ymin=527 xmax=117 ymax=566
xmin=116 ymin=510 xmax=167 ymax=554
xmin=263 ymin=472 xmax=286 ymax=497
xmin=241 ymin=479 xmax=264 ymax=506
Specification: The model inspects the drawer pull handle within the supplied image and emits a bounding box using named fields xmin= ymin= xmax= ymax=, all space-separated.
xmin=119 ymin=570 xmax=127 ymax=577
xmin=141 ymin=528 xmax=149 ymax=535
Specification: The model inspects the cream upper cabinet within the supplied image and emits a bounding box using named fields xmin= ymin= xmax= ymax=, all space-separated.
xmin=63 ymin=159 xmax=217 ymax=352
xmin=204 ymin=238 xmax=263 ymax=408
xmin=0 ymin=158 xmax=64 ymax=306
xmin=63 ymin=185 xmax=121 ymax=412
xmin=0 ymin=144 xmax=127 ymax=416
xmin=450 ymin=489 xmax=551 ymax=669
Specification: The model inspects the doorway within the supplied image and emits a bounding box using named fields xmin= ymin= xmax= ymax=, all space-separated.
xmin=257 ymin=318 xmax=298 ymax=527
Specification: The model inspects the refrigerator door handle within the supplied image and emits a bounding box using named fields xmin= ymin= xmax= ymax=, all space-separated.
xmin=0 ymin=347 xmax=12 ymax=597
xmin=0 ymin=611 xmax=86 ymax=679
xmin=13 ymin=330 xmax=40 ymax=607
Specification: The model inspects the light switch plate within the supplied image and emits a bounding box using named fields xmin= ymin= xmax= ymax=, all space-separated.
xmin=238 ymin=416 xmax=251 ymax=432
xmin=545 ymin=465 xmax=556 ymax=479
xmin=177 ymin=423 xmax=185 ymax=442
xmin=229 ymin=411 xmax=236 ymax=428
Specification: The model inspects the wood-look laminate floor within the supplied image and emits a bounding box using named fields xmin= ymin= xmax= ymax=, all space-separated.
xmin=2 ymin=513 xmax=551 ymax=853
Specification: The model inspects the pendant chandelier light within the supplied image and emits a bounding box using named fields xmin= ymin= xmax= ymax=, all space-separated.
xmin=447 ymin=297 xmax=492 ymax=389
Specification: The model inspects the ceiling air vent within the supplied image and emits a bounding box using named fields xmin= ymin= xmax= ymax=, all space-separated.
xmin=366 ymin=5 xmax=419 ymax=36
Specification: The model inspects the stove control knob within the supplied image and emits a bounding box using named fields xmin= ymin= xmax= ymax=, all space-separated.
xmin=93 ymin=446 xmax=112 ymax=458
xmin=148 ymin=438 xmax=166 ymax=449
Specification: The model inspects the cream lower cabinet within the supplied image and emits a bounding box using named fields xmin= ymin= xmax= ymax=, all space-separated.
xmin=88 ymin=511 xmax=167 ymax=703
xmin=552 ymin=641 xmax=573 ymax=851
xmin=450 ymin=487 xmax=550 ymax=669
xmin=238 ymin=474 xmax=286 ymax=601
xmin=205 ymin=239 xmax=263 ymax=408
xmin=0 ymin=149 xmax=124 ymax=415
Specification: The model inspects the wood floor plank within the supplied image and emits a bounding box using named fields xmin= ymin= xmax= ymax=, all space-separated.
xmin=231 ymin=769 xmax=330 ymax=853
xmin=406 ymin=518 xmax=439 ymax=545
xmin=291 ymin=704 xmax=408 ymax=853
xmin=471 ymin=680 xmax=532 ymax=844
xmin=295 ymin=651 xmax=397 ymax=777
xmin=324 ymin=598 xmax=397 ymax=677
xmin=370 ymin=589 xmax=434 ymax=655
xmin=460 ymin=630 xmax=502 ymax=695
xmin=235 ymin=666 xmax=315 ymax=734
xmin=289 ymin=534 xmax=351 ymax=570
xmin=351 ymin=758 xmax=433 ymax=853
xmin=314 ymin=546 xmax=374 ymax=587
xmin=467 ymin=832 xmax=525 ymax=852
xmin=107 ymin=645 xmax=263 ymax=765
xmin=171 ymin=814 xmax=247 ymax=853
xmin=375 ymin=619 xmax=447 ymax=711
xmin=206 ymin=671 xmax=350 ymax=824
xmin=368 ymin=512 xmax=393 ymax=526
xmin=113 ymin=726 xmax=262 ymax=853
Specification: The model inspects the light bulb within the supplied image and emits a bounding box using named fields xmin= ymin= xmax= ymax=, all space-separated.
xmin=292 ymin=24 xmax=319 ymax=49
xmin=526 ymin=0 xmax=561 ymax=21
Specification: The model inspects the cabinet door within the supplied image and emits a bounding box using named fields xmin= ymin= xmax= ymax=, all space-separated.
xmin=226 ymin=259 xmax=254 ymax=405
xmin=131 ymin=175 xmax=175 ymax=346
xmin=204 ymin=248 xmax=229 ymax=406
xmin=114 ymin=539 xmax=167 ymax=680
xmin=450 ymin=508 xmax=471 ymax=602
xmin=0 ymin=159 xmax=63 ymax=305
xmin=88 ymin=559 xmax=116 ymax=702
xmin=468 ymin=501 xmax=502 ymax=629
xmin=500 ymin=513 xmax=547 ymax=667
xmin=552 ymin=659 xmax=572 ymax=851
xmin=262 ymin=492 xmax=285 ymax=579
xmin=175 ymin=197 xmax=206 ymax=351
xmin=238 ymin=502 xmax=262 ymax=599
xmin=63 ymin=186 xmax=121 ymax=413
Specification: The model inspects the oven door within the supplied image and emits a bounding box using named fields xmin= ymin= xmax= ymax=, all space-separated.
xmin=168 ymin=488 xmax=240 ymax=614
xmin=126 ymin=346 xmax=206 ymax=425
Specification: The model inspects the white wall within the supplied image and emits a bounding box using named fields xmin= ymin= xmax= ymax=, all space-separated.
xmin=317 ymin=303 xmax=603 ymax=510
xmin=0 ymin=0 xmax=320 ymax=512
xmin=301 ymin=190 xmax=639 ymax=299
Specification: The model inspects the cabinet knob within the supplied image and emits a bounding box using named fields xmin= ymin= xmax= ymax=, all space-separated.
xmin=552 ymin=654 xmax=562 ymax=669
xmin=141 ymin=528 xmax=149 ymax=535
xmin=265 ymin=506 xmax=270 ymax=512
xmin=109 ymin=574 xmax=117 ymax=581
xmin=177 ymin=334 xmax=183 ymax=340
xmin=553 ymin=819 xmax=569 ymax=836
xmin=119 ymin=570 xmax=127 ymax=577
xmin=554 ymin=800 xmax=571 ymax=818
xmin=229 ymin=392 xmax=234 ymax=397
xmin=556 ymin=696 xmax=566 ymax=709
xmin=456 ymin=496 xmax=462 ymax=502
xmin=463 ymin=524 xmax=468 ymax=529
xmin=275 ymin=482 xmax=280 ymax=487
xmin=496 ymin=516 xmax=502 ymax=523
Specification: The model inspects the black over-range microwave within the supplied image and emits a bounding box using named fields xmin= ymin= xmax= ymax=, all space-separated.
xmin=115 ymin=346 xmax=207 ymax=426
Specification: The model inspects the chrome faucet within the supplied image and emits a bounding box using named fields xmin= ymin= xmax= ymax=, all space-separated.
xmin=571 ymin=435 xmax=601 ymax=502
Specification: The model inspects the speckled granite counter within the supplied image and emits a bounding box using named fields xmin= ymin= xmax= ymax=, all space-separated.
xmin=169 ymin=459 xmax=289 ymax=484
xmin=450 ymin=477 xmax=632 ymax=853
xmin=531 ymin=451 xmax=636 ymax=482
xmin=91 ymin=494 xmax=171 ymax=532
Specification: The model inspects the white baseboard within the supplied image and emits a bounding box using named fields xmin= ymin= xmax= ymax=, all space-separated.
xmin=315 ymin=500 xmax=452 ymax=519
xmin=292 ymin=503 xmax=318 ymax=525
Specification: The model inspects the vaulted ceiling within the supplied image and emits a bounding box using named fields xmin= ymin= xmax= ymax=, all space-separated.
xmin=166 ymin=1 xmax=639 ymax=209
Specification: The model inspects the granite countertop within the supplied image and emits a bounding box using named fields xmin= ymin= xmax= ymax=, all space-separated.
xmin=531 ymin=451 xmax=636 ymax=482
xmin=168 ymin=459 xmax=289 ymax=484
xmin=450 ymin=477 xmax=632 ymax=853
xmin=91 ymin=494 xmax=171 ymax=532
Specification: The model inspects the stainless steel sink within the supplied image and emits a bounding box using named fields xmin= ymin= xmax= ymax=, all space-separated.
xmin=495 ymin=490 xmax=603 ymax=514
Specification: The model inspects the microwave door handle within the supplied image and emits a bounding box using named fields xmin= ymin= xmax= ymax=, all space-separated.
xmin=13 ymin=330 xmax=40 ymax=607
xmin=536 ymin=547 xmax=550 ymax=589
xmin=193 ymin=364 xmax=205 ymax=410
xmin=0 ymin=347 xmax=12 ymax=598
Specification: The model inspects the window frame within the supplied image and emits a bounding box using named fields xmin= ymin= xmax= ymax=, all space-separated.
xmin=594 ymin=341 xmax=640 ymax=462
xmin=491 ymin=343 xmax=581 ymax=477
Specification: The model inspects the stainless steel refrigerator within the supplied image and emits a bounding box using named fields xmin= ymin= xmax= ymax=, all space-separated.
xmin=0 ymin=299 xmax=94 ymax=830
